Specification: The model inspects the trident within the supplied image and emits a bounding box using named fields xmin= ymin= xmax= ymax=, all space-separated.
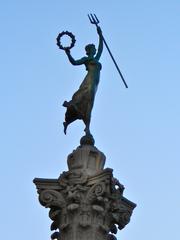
xmin=88 ymin=14 xmax=128 ymax=88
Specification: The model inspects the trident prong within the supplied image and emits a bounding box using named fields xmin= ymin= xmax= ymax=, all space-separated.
xmin=88 ymin=14 xmax=100 ymax=25
xmin=94 ymin=14 xmax=100 ymax=24
xmin=88 ymin=14 xmax=93 ymax=24
xmin=89 ymin=14 xmax=99 ymax=26
xmin=88 ymin=13 xmax=128 ymax=88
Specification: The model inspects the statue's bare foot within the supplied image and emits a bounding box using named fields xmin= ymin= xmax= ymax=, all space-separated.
xmin=63 ymin=122 xmax=67 ymax=135
xmin=63 ymin=101 xmax=69 ymax=107
xmin=84 ymin=126 xmax=90 ymax=136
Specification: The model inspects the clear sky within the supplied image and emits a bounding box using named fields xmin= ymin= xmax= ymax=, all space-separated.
xmin=0 ymin=1 xmax=180 ymax=240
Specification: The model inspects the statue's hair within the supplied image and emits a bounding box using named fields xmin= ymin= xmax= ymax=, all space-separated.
xmin=85 ymin=44 xmax=96 ymax=53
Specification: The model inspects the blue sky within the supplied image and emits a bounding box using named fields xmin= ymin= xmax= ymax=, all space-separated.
xmin=0 ymin=1 xmax=180 ymax=239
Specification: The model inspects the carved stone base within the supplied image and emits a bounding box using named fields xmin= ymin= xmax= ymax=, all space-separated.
xmin=34 ymin=144 xmax=136 ymax=240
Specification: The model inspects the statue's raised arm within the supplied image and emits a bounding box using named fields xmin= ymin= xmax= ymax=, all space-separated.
xmin=65 ymin=49 xmax=87 ymax=66
xmin=95 ymin=26 xmax=103 ymax=61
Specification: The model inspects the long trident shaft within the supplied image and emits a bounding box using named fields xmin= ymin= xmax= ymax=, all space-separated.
xmin=88 ymin=14 xmax=128 ymax=88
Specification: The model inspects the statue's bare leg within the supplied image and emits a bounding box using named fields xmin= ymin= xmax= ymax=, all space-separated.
xmin=84 ymin=112 xmax=91 ymax=135
xmin=63 ymin=122 xmax=68 ymax=135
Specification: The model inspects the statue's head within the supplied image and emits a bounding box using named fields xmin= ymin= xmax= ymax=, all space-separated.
xmin=85 ymin=44 xmax=96 ymax=56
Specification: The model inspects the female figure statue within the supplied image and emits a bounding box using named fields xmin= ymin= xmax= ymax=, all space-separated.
xmin=63 ymin=26 xmax=103 ymax=136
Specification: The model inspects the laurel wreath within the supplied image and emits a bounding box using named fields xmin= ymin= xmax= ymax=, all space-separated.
xmin=56 ymin=31 xmax=76 ymax=50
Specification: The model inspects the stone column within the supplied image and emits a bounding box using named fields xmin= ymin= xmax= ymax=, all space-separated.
xmin=34 ymin=140 xmax=136 ymax=240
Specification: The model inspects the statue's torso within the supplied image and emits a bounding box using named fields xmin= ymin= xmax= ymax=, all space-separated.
xmin=85 ymin=58 xmax=102 ymax=72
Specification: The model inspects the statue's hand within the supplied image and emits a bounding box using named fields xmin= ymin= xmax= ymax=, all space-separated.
xmin=97 ymin=26 xmax=102 ymax=35
xmin=65 ymin=48 xmax=70 ymax=54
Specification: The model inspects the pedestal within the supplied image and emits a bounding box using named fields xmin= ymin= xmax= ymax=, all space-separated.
xmin=34 ymin=142 xmax=136 ymax=240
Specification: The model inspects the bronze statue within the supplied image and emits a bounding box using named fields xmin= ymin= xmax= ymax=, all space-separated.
xmin=57 ymin=14 xmax=127 ymax=140
xmin=59 ymin=26 xmax=103 ymax=136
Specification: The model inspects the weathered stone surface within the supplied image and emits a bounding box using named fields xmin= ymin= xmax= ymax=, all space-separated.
xmin=34 ymin=144 xmax=136 ymax=240
xmin=67 ymin=144 xmax=106 ymax=177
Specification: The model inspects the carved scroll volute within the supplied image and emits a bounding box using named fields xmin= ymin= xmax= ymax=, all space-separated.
xmin=86 ymin=182 xmax=106 ymax=203
xmin=39 ymin=189 xmax=66 ymax=208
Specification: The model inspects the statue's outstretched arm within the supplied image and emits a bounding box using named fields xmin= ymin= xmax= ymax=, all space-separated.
xmin=65 ymin=49 xmax=86 ymax=65
xmin=95 ymin=26 xmax=103 ymax=60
